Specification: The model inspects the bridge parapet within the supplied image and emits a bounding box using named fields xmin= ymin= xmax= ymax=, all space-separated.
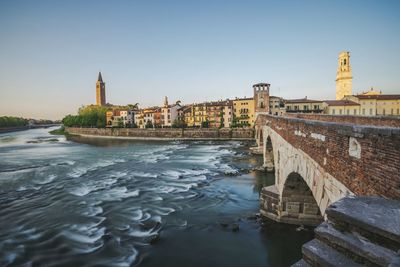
xmin=284 ymin=113 xmax=400 ymax=128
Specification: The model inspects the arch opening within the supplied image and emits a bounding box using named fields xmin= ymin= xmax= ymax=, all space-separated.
xmin=280 ymin=172 xmax=323 ymax=226
xmin=263 ymin=136 xmax=274 ymax=172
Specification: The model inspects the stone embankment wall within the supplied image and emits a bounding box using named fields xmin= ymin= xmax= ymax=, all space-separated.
xmin=257 ymin=114 xmax=400 ymax=199
xmin=285 ymin=113 xmax=400 ymax=127
xmin=65 ymin=127 xmax=255 ymax=140
xmin=0 ymin=126 xmax=30 ymax=133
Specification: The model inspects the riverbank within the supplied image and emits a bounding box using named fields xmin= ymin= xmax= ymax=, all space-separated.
xmin=0 ymin=124 xmax=61 ymax=134
xmin=65 ymin=127 xmax=255 ymax=140
xmin=0 ymin=126 xmax=30 ymax=134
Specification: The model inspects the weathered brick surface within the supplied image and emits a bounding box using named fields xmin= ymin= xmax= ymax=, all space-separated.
xmin=285 ymin=113 xmax=400 ymax=128
xmin=65 ymin=127 xmax=254 ymax=140
xmin=257 ymin=115 xmax=400 ymax=199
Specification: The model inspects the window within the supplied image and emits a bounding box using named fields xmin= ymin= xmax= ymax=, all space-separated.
xmin=332 ymin=109 xmax=335 ymax=115
xmin=344 ymin=59 xmax=347 ymax=65
xmin=304 ymin=105 xmax=308 ymax=110
xmin=391 ymin=109 xmax=393 ymax=115
xmin=398 ymin=109 xmax=400 ymax=115
xmin=354 ymin=109 xmax=357 ymax=115
xmin=362 ymin=108 xmax=365 ymax=115
xmin=347 ymin=109 xmax=350 ymax=115
xmin=370 ymin=109 xmax=373 ymax=115
xmin=383 ymin=109 xmax=386 ymax=115
xmin=339 ymin=109 xmax=342 ymax=115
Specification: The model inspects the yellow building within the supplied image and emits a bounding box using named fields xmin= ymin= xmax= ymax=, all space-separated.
xmin=193 ymin=104 xmax=208 ymax=127
xmin=323 ymin=100 xmax=361 ymax=115
xmin=343 ymin=93 xmax=400 ymax=116
xmin=179 ymin=105 xmax=195 ymax=127
xmin=336 ymin=51 xmax=353 ymax=100
xmin=269 ymin=96 xmax=285 ymax=116
xmin=233 ymin=97 xmax=255 ymax=127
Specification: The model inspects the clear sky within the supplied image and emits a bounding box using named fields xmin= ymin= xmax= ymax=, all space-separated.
xmin=0 ymin=0 xmax=399 ymax=120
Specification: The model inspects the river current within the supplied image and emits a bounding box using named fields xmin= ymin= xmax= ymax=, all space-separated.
xmin=0 ymin=127 xmax=313 ymax=267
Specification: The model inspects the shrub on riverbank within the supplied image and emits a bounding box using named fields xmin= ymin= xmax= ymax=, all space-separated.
xmin=49 ymin=126 xmax=66 ymax=135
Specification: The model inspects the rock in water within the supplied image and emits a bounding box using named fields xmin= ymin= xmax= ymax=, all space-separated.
xmin=232 ymin=224 xmax=240 ymax=232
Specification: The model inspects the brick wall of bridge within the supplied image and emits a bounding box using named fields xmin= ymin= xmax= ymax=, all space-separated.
xmin=285 ymin=113 xmax=400 ymax=127
xmin=257 ymin=115 xmax=400 ymax=199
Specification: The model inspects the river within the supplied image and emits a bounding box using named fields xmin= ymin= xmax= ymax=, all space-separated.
xmin=0 ymin=127 xmax=313 ymax=267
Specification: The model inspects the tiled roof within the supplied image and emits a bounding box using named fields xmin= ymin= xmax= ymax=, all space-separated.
xmin=285 ymin=98 xmax=323 ymax=104
xmin=253 ymin=83 xmax=270 ymax=87
xmin=324 ymin=100 xmax=360 ymax=106
xmin=234 ymin=97 xmax=254 ymax=101
xmin=356 ymin=94 xmax=400 ymax=100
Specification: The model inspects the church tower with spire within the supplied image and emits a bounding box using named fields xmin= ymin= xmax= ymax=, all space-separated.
xmin=335 ymin=51 xmax=353 ymax=100
xmin=96 ymin=72 xmax=106 ymax=106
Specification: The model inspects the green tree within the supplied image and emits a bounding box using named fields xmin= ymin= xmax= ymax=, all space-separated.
xmin=172 ymin=119 xmax=187 ymax=128
xmin=0 ymin=116 xmax=28 ymax=127
xmin=231 ymin=114 xmax=239 ymax=128
xmin=201 ymin=120 xmax=209 ymax=128
xmin=145 ymin=120 xmax=153 ymax=129
xmin=127 ymin=103 xmax=139 ymax=110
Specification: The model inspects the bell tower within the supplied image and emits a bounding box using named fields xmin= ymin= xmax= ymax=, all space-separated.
xmin=96 ymin=72 xmax=106 ymax=106
xmin=335 ymin=51 xmax=352 ymax=100
xmin=253 ymin=83 xmax=270 ymax=114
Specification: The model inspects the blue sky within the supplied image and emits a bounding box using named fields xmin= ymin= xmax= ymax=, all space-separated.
xmin=0 ymin=0 xmax=399 ymax=119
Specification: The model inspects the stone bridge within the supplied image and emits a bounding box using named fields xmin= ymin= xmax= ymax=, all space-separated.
xmin=255 ymin=113 xmax=400 ymax=226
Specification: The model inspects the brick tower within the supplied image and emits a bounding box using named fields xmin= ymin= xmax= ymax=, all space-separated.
xmin=96 ymin=72 xmax=106 ymax=106
xmin=335 ymin=51 xmax=353 ymax=100
xmin=253 ymin=83 xmax=270 ymax=114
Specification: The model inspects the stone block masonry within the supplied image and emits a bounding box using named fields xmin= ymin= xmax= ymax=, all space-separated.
xmin=65 ymin=127 xmax=255 ymax=140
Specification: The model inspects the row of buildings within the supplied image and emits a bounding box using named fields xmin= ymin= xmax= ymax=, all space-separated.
xmin=103 ymin=83 xmax=270 ymax=128
xmin=96 ymin=51 xmax=399 ymax=129
xmin=105 ymin=91 xmax=400 ymax=128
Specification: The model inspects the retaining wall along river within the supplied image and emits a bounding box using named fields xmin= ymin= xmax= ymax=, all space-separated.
xmin=65 ymin=127 xmax=255 ymax=140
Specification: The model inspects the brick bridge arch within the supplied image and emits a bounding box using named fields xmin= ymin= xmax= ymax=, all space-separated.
xmin=256 ymin=114 xmax=400 ymax=226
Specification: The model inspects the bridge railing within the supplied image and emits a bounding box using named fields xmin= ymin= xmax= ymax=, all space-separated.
xmin=284 ymin=113 xmax=400 ymax=128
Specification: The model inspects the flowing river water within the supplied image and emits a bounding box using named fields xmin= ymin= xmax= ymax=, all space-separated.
xmin=0 ymin=127 xmax=313 ymax=267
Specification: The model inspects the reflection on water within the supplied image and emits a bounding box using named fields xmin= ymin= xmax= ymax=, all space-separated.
xmin=0 ymin=127 xmax=313 ymax=267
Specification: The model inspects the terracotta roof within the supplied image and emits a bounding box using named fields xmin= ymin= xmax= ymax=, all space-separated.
xmin=355 ymin=94 xmax=400 ymax=100
xmin=253 ymin=83 xmax=270 ymax=87
xmin=193 ymin=100 xmax=232 ymax=107
xmin=324 ymin=100 xmax=360 ymax=106
xmin=285 ymin=98 xmax=322 ymax=104
xmin=234 ymin=97 xmax=254 ymax=101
